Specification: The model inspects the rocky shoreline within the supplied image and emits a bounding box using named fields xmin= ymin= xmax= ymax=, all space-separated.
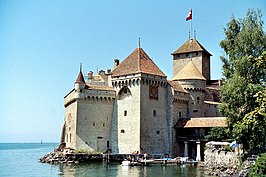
xmin=204 ymin=148 xmax=240 ymax=176
xmin=40 ymin=150 xmax=257 ymax=176
xmin=39 ymin=151 xmax=104 ymax=164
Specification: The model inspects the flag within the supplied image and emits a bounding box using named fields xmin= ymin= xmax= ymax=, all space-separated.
xmin=186 ymin=9 xmax=192 ymax=21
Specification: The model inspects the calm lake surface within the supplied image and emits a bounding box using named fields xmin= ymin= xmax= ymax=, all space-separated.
xmin=0 ymin=143 xmax=211 ymax=177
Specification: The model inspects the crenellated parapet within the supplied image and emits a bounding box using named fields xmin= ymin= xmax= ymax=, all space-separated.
xmin=64 ymin=84 xmax=115 ymax=108
xmin=178 ymin=80 xmax=206 ymax=90
xmin=112 ymin=74 xmax=167 ymax=88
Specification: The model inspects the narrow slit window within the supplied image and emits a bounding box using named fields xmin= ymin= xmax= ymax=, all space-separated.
xmin=153 ymin=110 xmax=156 ymax=117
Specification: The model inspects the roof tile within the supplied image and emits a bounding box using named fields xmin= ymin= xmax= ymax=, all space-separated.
xmin=75 ymin=71 xmax=86 ymax=84
xmin=171 ymin=61 xmax=206 ymax=81
xmin=172 ymin=39 xmax=212 ymax=56
xmin=175 ymin=117 xmax=227 ymax=128
xmin=112 ymin=48 xmax=166 ymax=77
xmin=167 ymin=80 xmax=188 ymax=93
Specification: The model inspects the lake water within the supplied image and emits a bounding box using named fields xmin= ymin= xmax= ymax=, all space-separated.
xmin=0 ymin=143 xmax=210 ymax=177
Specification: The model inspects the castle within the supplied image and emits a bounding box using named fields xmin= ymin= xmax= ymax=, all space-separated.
xmin=60 ymin=38 xmax=227 ymax=160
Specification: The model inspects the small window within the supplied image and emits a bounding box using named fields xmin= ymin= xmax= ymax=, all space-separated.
xmin=153 ymin=110 xmax=156 ymax=117
xmin=193 ymin=110 xmax=198 ymax=113
xmin=93 ymin=122 xmax=95 ymax=126
xmin=103 ymin=123 xmax=105 ymax=127
xmin=107 ymin=141 xmax=110 ymax=148
xmin=179 ymin=112 xmax=182 ymax=118
xmin=124 ymin=110 xmax=127 ymax=116
xmin=70 ymin=133 xmax=71 ymax=143
xmin=156 ymin=131 xmax=160 ymax=134
xmin=121 ymin=129 xmax=125 ymax=133
xmin=197 ymin=97 xmax=200 ymax=100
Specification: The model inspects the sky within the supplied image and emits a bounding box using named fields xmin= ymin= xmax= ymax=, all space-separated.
xmin=0 ymin=0 xmax=265 ymax=143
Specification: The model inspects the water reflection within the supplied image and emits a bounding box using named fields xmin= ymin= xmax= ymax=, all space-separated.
xmin=57 ymin=162 xmax=210 ymax=177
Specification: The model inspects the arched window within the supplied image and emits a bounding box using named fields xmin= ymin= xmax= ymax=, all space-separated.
xmin=118 ymin=86 xmax=132 ymax=100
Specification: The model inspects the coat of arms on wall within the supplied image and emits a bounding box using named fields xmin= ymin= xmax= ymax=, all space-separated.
xmin=149 ymin=85 xmax=158 ymax=100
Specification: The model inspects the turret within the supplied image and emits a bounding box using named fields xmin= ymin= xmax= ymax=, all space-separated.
xmin=74 ymin=70 xmax=86 ymax=99
xmin=172 ymin=61 xmax=206 ymax=118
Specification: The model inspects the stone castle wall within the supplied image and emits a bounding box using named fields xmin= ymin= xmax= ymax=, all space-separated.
xmin=204 ymin=102 xmax=222 ymax=117
xmin=76 ymin=97 xmax=115 ymax=152
xmin=140 ymin=76 xmax=169 ymax=154
xmin=113 ymin=76 xmax=142 ymax=154
xmin=64 ymin=93 xmax=77 ymax=149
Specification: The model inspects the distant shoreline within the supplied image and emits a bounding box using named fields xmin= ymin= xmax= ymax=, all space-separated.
xmin=0 ymin=142 xmax=59 ymax=144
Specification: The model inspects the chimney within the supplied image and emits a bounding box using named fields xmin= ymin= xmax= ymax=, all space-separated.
xmin=114 ymin=59 xmax=119 ymax=69
xmin=88 ymin=71 xmax=93 ymax=80
xmin=99 ymin=70 xmax=105 ymax=75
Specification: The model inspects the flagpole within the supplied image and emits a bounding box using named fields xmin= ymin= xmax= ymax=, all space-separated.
xmin=186 ymin=9 xmax=193 ymax=39
xmin=191 ymin=18 xmax=193 ymax=39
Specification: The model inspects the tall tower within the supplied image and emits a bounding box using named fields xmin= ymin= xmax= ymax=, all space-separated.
xmin=64 ymin=70 xmax=86 ymax=149
xmin=172 ymin=39 xmax=212 ymax=81
xmin=111 ymin=47 xmax=169 ymax=154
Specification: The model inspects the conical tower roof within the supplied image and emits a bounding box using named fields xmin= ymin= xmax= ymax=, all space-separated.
xmin=112 ymin=48 xmax=166 ymax=77
xmin=75 ymin=71 xmax=86 ymax=84
xmin=171 ymin=61 xmax=206 ymax=81
xmin=172 ymin=39 xmax=212 ymax=56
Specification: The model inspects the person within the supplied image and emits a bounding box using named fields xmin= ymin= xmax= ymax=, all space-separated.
xmin=143 ymin=153 xmax=148 ymax=165
xmin=144 ymin=153 xmax=148 ymax=160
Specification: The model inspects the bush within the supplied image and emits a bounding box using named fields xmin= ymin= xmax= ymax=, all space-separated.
xmin=249 ymin=153 xmax=266 ymax=176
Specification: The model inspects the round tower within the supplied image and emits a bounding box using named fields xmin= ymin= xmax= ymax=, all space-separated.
xmin=172 ymin=61 xmax=206 ymax=118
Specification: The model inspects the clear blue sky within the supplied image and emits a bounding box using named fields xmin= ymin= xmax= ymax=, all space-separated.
xmin=0 ymin=0 xmax=265 ymax=143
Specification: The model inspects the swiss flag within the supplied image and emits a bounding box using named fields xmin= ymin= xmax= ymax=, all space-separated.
xmin=186 ymin=9 xmax=192 ymax=21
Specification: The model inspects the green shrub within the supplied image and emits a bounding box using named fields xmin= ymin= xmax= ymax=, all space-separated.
xmin=249 ymin=153 xmax=266 ymax=176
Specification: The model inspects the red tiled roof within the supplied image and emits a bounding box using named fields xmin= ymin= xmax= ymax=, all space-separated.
xmin=112 ymin=48 xmax=166 ymax=77
xmin=167 ymin=80 xmax=188 ymax=93
xmin=86 ymin=84 xmax=114 ymax=91
xmin=175 ymin=117 xmax=227 ymax=128
xmin=172 ymin=39 xmax=212 ymax=56
xmin=75 ymin=71 xmax=86 ymax=84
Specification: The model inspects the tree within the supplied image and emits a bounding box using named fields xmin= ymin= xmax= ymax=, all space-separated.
xmin=250 ymin=153 xmax=266 ymax=176
xmin=233 ymin=84 xmax=266 ymax=150
xmin=218 ymin=9 xmax=266 ymax=151
xmin=204 ymin=127 xmax=229 ymax=142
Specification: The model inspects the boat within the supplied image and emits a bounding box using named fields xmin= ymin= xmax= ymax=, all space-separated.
xmin=121 ymin=160 xmax=140 ymax=166
xmin=178 ymin=157 xmax=198 ymax=165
